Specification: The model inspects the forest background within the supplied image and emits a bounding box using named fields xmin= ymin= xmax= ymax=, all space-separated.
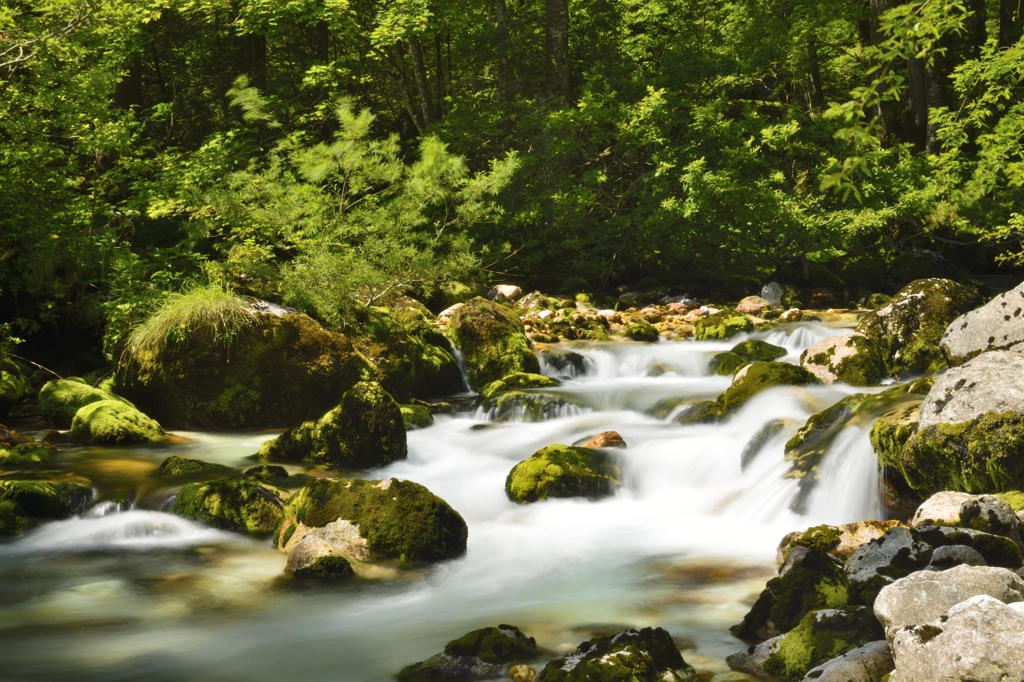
xmin=2 ymin=0 xmax=1024 ymax=368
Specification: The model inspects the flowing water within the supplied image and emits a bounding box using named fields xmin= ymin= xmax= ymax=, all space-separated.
xmin=0 ymin=318 xmax=894 ymax=681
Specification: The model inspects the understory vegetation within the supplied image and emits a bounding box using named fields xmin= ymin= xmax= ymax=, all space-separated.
xmin=2 ymin=0 xmax=1023 ymax=365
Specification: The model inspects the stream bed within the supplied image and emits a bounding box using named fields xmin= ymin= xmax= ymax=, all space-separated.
xmin=0 ymin=318 xmax=894 ymax=681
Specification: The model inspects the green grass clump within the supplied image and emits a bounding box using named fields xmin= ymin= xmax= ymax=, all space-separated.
xmin=123 ymin=286 xmax=258 ymax=362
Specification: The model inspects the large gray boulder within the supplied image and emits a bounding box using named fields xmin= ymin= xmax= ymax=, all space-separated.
xmin=874 ymin=565 xmax=1024 ymax=643
xmin=890 ymin=595 xmax=1024 ymax=682
xmin=918 ymin=351 xmax=1024 ymax=429
xmin=912 ymin=491 xmax=1024 ymax=547
xmin=845 ymin=527 xmax=931 ymax=606
xmin=941 ymin=280 xmax=1024 ymax=366
xmin=799 ymin=640 xmax=893 ymax=682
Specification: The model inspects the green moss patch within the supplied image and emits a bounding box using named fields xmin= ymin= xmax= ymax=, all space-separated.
xmin=400 ymin=404 xmax=434 ymax=430
xmin=505 ymin=444 xmax=621 ymax=503
xmin=732 ymin=339 xmax=788 ymax=362
xmin=0 ymin=443 xmax=54 ymax=467
xmin=625 ymin=320 xmax=660 ymax=342
xmin=172 ymin=477 xmax=285 ymax=533
xmin=444 ymin=625 xmax=539 ymax=664
xmin=39 ymin=378 xmax=132 ymax=429
xmin=762 ymin=607 xmax=882 ymax=680
xmin=694 ymin=310 xmax=755 ymax=341
xmin=156 ymin=455 xmax=229 ymax=476
xmin=479 ymin=372 xmax=560 ymax=400
xmin=69 ymin=400 xmax=163 ymax=445
xmin=0 ymin=480 xmax=92 ymax=518
xmin=538 ymin=627 xmax=690 ymax=682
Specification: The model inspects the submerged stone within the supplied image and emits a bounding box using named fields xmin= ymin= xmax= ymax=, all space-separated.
xmin=479 ymin=373 xmax=560 ymax=401
xmin=156 ymin=455 xmax=228 ymax=476
xmin=400 ymin=404 xmax=434 ymax=430
xmin=505 ymin=444 xmax=621 ymax=503
xmin=482 ymin=391 xmax=584 ymax=423
xmin=0 ymin=443 xmax=54 ymax=467
xmin=538 ymin=627 xmax=695 ymax=682
xmin=172 ymin=477 xmax=285 ymax=533
xmin=0 ymin=480 xmax=92 ymax=519
xmin=285 ymin=536 xmax=355 ymax=579
xmin=0 ymin=499 xmax=29 ymax=536
xmin=445 ymin=297 xmax=539 ymax=391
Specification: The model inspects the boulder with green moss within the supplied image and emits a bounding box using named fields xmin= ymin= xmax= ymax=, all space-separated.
xmin=172 ymin=477 xmax=285 ymax=533
xmin=800 ymin=333 xmax=886 ymax=386
xmin=38 ymin=378 xmax=132 ymax=429
xmin=242 ymin=464 xmax=289 ymax=482
xmin=710 ymin=340 xmax=787 ymax=376
xmin=683 ymin=362 xmax=821 ymax=424
xmin=625 ymin=320 xmax=660 ymax=342
xmin=400 ymin=404 xmax=434 ymax=430
xmin=694 ymin=310 xmax=755 ymax=341
xmin=539 ymin=627 xmax=695 ymax=682
xmin=912 ymin=525 xmax=1022 ymax=568
xmin=0 ymin=480 xmax=92 ymax=518
xmin=398 ymin=625 xmax=539 ymax=682
xmin=731 ymin=547 xmax=849 ymax=641
xmin=0 ymin=357 xmax=29 ymax=419
xmin=118 ymin=299 xmax=375 ymax=430
xmin=854 ymin=278 xmax=982 ymax=377
xmin=708 ymin=351 xmax=749 ymax=376
xmin=911 ymin=491 xmax=1024 ymax=547
xmin=275 ymin=477 xmax=468 ymax=566
xmin=0 ymin=443 xmax=54 ymax=467
xmin=482 ymin=391 xmax=584 ymax=423
xmin=259 ymin=381 xmax=406 ymax=469
xmin=445 ymin=297 xmax=539 ymax=391
xmin=505 ymin=444 xmax=620 ymax=503
xmin=156 ymin=455 xmax=229 ymax=476
xmin=0 ymin=499 xmax=29 ymax=536
xmin=69 ymin=399 xmax=164 ymax=445
xmin=479 ymin=372 xmax=560 ymax=400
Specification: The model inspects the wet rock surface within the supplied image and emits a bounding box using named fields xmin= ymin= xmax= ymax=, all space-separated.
xmin=940 ymin=280 xmax=1024 ymax=365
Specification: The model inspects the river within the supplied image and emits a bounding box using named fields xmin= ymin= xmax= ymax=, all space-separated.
xmin=0 ymin=318 xmax=892 ymax=681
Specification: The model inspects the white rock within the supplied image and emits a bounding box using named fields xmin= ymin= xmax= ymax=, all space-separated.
xmin=912 ymin=491 xmax=1024 ymax=545
xmin=941 ymin=280 xmax=1024 ymax=365
xmin=439 ymin=303 xmax=464 ymax=320
xmin=918 ymin=350 xmax=1024 ymax=429
xmin=490 ymin=284 xmax=523 ymax=301
xmin=800 ymin=640 xmax=893 ymax=682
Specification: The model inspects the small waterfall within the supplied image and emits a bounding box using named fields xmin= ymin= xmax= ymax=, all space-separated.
xmin=803 ymin=425 xmax=885 ymax=524
xmin=450 ymin=346 xmax=473 ymax=393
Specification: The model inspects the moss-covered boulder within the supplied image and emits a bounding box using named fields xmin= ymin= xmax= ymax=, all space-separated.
xmin=482 ymin=391 xmax=584 ymax=423
xmin=69 ymin=399 xmax=163 ymax=445
xmin=800 ymin=333 xmax=886 ymax=386
xmin=285 ymin=539 xmax=355 ymax=579
xmin=759 ymin=607 xmax=882 ymax=681
xmin=156 ymin=455 xmax=229 ymax=476
xmin=710 ymin=340 xmax=787 ymax=376
xmin=0 ymin=480 xmax=92 ymax=519
xmin=694 ymin=310 xmax=755 ymax=341
xmin=400 ymin=404 xmax=434 ymax=430
xmin=445 ymin=297 xmax=539 ymax=391
xmin=912 ymin=525 xmax=1022 ymax=568
xmin=854 ymin=278 xmax=982 ymax=377
xmin=479 ymin=372 xmax=560 ymax=400
xmin=505 ymin=444 xmax=621 ymax=503
xmin=731 ymin=547 xmax=849 ymax=641
xmin=0 ymin=499 xmax=29 ymax=536
xmin=625 ymin=320 xmax=660 ymax=342
xmin=38 ymin=378 xmax=131 ymax=429
xmin=275 ymin=477 xmax=468 ymax=566
xmin=709 ymin=351 xmax=749 ymax=376
xmin=0 ymin=443 xmax=53 ymax=467
xmin=259 ymin=381 xmax=406 ymax=470
xmin=119 ymin=308 xmax=375 ymax=430
xmin=684 ymin=362 xmax=821 ymax=424
xmin=538 ymin=627 xmax=695 ymax=682
xmin=398 ymin=625 xmax=539 ymax=682
xmin=242 ymin=464 xmax=289 ymax=482
xmin=172 ymin=477 xmax=285 ymax=533
xmin=0 ymin=357 xmax=29 ymax=419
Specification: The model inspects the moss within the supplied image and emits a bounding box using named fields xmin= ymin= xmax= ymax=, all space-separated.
xmin=479 ymin=372 xmax=560 ymax=400
xmin=625 ymin=320 xmax=660 ymax=342
xmin=69 ymin=400 xmax=164 ymax=445
xmin=156 ymin=455 xmax=228 ymax=476
xmin=242 ymin=464 xmax=289 ymax=482
xmin=997 ymin=490 xmax=1024 ymax=512
xmin=38 ymin=379 xmax=131 ymax=429
xmin=0 ymin=480 xmax=92 ymax=518
xmin=0 ymin=499 xmax=29 ymax=536
xmin=694 ymin=310 xmax=755 ymax=341
xmin=118 ymin=310 xmax=376 ymax=429
xmin=259 ymin=381 xmax=407 ymax=469
xmin=444 ymin=625 xmax=539 ymax=664
xmin=855 ymin=278 xmax=982 ymax=376
xmin=485 ymin=391 xmax=582 ymax=423
xmin=0 ymin=443 xmax=53 ymax=466
xmin=279 ymin=522 xmax=297 ymax=547
xmin=445 ymin=297 xmax=539 ymax=391
xmin=731 ymin=340 xmax=788 ymax=362
xmin=866 ymin=293 xmax=892 ymax=309
xmin=802 ymin=334 xmax=886 ymax=386
xmin=0 ymin=359 xmax=29 ymax=419
xmin=281 ymin=477 xmax=468 ymax=564
xmin=505 ymin=444 xmax=621 ymax=503
xmin=537 ymin=627 xmax=690 ymax=682
xmin=784 ymin=526 xmax=844 ymax=560
xmin=709 ymin=352 xmax=749 ymax=376
xmin=400 ymin=404 xmax=434 ymax=429
xmin=293 ymin=554 xmax=354 ymax=579
xmin=762 ymin=607 xmax=882 ymax=681
xmin=172 ymin=477 xmax=285 ymax=533
xmin=731 ymin=548 xmax=849 ymax=641
xmin=721 ymin=362 xmax=821 ymax=410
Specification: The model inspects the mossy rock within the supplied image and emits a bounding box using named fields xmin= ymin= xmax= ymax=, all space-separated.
xmin=625 ymin=320 xmax=660 ymax=342
xmin=292 ymin=553 xmax=354 ymax=579
xmin=709 ymin=352 xmax=749 ymax=376
xmin=886 ymin=410 xmax=1024 ymax=497
xmin=172 ymin=477 xmax=285 ymax=533
xmin=38 ymin=378 xmax=131 ymax=429
xmin=912 ymin=525 xmax=1022 ymax=569
xmin=0 ymin=480 xmax=92 ymax=518
xmin=505 ymin=444 xmax=621 ymax=503
xmin=538 ymin=627 xmax=693 ymax=682
xmin=443 ymin=625 xmax=539 ymax=663
xmin=732 ymin=339 xmax=788 ymax=362
xmin=0 ymin=443 xmax=53 ymax=467
xmin=800 ymin=333 xmax=887 ymax=386
xmin=156 ymin=455 xmax=229 ymax=476
xmin=683 ymin=362 xmax=821 ymax=425
xmin=761 ymin=607 xmax=883 ymax=681
xmin=0 ymin=499 xmax=29 ymax=536
xmin=479 ymin=372 xmax=560 ymax=400
xmin=997 ymin=490 xmax=1024 ymax=512
xmin=400 ymin=404 xmax=434 ymax=430
xmin=243 ymin=464 xmax=289 ymax=482
xmin=780 ymin=526 xmax=844 ymax=561
xmin=277 ymin=477 xmax=468 ymax=565
xmin=119 ymin=310 xmax=376 ymax=429
xmin=483 ymin=391 xmax=583 ymax=423
xmin=445 ymin=297 xmax=539 ymax=391
xmin=69 ymin=400 xmax=164 ymax=445
xmin=0 ymin=358 xmax=29 ymax=419
xmin=259 ymin=381 xmax=407 ymax=470
xmin=731 ymin=548 xmax=849 ymax=641
xmin=694 ymin=310 xmax=755 ymax=341
xmin=855 ymin=278 xmax=982 ymax=377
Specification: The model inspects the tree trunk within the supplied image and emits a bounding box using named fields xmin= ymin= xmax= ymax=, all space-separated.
xmin=808 ymin=34 xmax=825 ymax=109
xmin=434 ymin=32 xmax=446 ymax=118
xmin=248 ymin=33 xmax=268 ymax=91
xmin=1000 ymin=0 xmax=1023 ymax=47
xmin=964 ymin=0 xmax=986 ymax=58
xmin=545 ymin=0 xmax=570 ymax=100
xmin=408 ymin=35 xmax=436 ymax=126
xmin=495 ymin=0 xmax=514 ymax=100
xmin=906 ymin=55 xmax=928 ymax=151
xmin=868 ymin=0 xmax=897 ymax=144
xmin=314 ymin=20 xmax=329 ymax=63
